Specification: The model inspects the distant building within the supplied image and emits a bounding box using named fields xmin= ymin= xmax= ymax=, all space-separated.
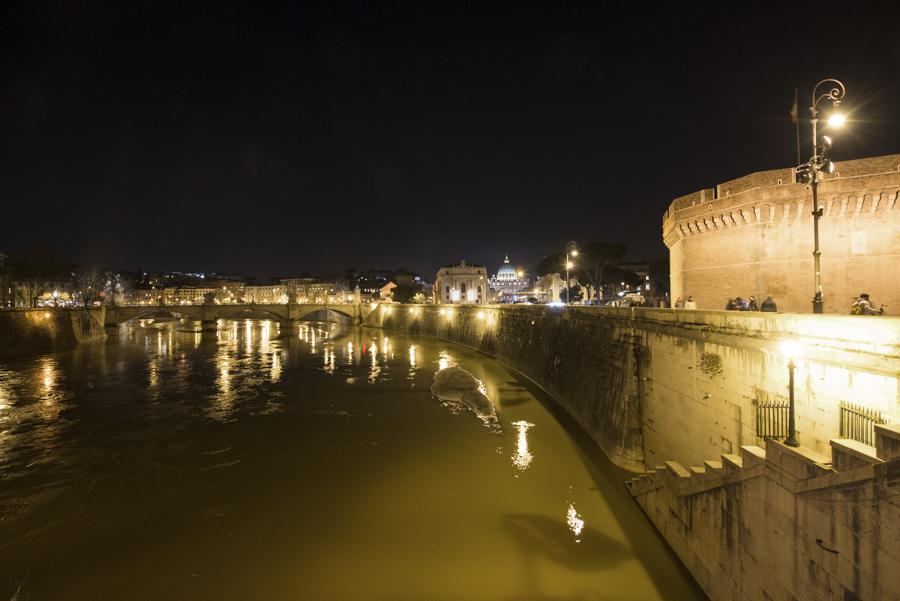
xmin=534 ymin=273 xmax=565 ymax=304
xmin=175 ymin=287 xmax=217 ymax=305
xmin=280 ymin=278 xmax=347 ymax=303
xmin=489 ymin=255 xmax=530 ymax=302
xmin=380 ymin=281 xmax=397 ymax=301
xmin=434 ymin=260 xmax=488 ymax=305
xmin=244 ymin=284 xmax=287 ymax=304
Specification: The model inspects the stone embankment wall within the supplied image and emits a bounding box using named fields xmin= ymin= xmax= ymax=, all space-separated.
xmin=0 ymin=307 xmax=106 ymax=361
xmin=627 ymin=426 xmax=900 ymax=601
xmin=366 ymin=305 xmax=900 ymax=473
xmin=368 ymin=303 xmax=647 ymax=470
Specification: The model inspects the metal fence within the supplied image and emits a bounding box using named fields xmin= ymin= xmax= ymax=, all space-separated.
xmin=756 ymin=402 xmax=789 ymax=439
xmin=839 ymin=401 xmax=888 ymax=447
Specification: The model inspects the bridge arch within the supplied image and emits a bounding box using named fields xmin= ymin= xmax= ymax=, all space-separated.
xmin=296 ymin=307 xmax=356 ymax=322
xmin=106 ymin=306 xmax=204 ymax=325
xmin=214 ymin=307 xmax=289 ymax=322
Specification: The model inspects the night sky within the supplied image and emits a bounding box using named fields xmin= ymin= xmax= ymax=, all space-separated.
xmin=2 ymin=1 xmax=899 ymax=279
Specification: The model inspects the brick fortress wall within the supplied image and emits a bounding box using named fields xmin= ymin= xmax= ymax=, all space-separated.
xmin=663 ymin=154 xmax=900 ymax=314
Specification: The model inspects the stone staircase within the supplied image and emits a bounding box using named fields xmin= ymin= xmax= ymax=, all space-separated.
xmin=627 ymin=423 xmax=899 ymax=499
xmin=626 ymin=424 xmax=900 ymax=601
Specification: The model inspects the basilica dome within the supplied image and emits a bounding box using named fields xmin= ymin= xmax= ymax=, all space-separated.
xmin=496 ymin=255 xmax=517 ymax=281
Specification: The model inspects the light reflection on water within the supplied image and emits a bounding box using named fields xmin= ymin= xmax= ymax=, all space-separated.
xmin=511 ymin=420 xmax=535 ymax=472
xmin=0 ymin=319 xmax=703 ymax=601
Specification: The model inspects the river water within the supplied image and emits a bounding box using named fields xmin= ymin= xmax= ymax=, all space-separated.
xmin=0 ymin=319 xmax=704 ymax=600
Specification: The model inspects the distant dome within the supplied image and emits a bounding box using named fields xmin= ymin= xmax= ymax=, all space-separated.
xmin=496 ymin=255 xmax=518 ymax=281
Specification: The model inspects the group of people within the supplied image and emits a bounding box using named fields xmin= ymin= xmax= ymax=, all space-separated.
xmin=672 ymin=296 xmax=698 ymax=310
xmin=672 ymin=292 xmax=885 ymax=315
xmin=673 ymin=295 xmax=778 ymax=312
xmin=724 ymin=296 xmax=777 ymax=312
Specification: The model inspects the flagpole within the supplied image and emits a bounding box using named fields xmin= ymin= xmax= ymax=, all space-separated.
xmin=794 ymin=88 xmax=801 ymax=166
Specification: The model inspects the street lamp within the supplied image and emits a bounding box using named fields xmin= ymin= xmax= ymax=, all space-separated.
xmin=565 ymin=241 xmax=578 ymax=305
xmin=800 ymin=78 xmax=846 ymax=314
xmin=781 ymin=340 xmax=802 ymax=447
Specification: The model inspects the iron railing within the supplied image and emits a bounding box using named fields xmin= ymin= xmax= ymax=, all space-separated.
xmin=756 ymin=402 xmax=789 ymax=439
xmin=839 ymin=401 xmax=887 ymax=447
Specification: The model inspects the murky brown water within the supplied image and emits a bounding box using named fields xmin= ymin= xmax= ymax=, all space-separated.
xmin=0 ymin=319 xmax=704 ymax=600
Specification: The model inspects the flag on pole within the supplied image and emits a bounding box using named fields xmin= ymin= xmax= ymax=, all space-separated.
xmin=790 ymin=88 xmax=799 ymax=124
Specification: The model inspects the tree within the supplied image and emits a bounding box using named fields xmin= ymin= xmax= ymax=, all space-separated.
xmin=648 ymin=255 xmax=670 ymax=297
xmin=536 ymin=241 xmax=629 ymax=302
xmin=72 ymin=267 xmax=106 ymax=307
xmin=104 ymin=271 xmax=133 ymax=305
xmin=391 ymin=283 xmax=424 ymax=303
xmin=8 ymin=252 xmax=74 ymax=308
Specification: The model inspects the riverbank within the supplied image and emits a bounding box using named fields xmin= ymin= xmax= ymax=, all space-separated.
xmin=0 ymin=307 xmax=106 ymax=361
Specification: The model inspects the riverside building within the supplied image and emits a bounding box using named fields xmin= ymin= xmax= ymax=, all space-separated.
xmin=434 ymin=260 xmax=488 ymax=305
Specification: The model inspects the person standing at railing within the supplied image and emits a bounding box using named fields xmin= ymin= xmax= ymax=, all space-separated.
xmin=851 ymin=293 xmax=885 ymax=315
xmin=760 ymin=296 xmax=777 ymax=312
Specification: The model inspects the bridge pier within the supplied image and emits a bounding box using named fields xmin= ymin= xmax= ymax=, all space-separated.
xmin=279 ymin=319 xmax=299 ymax=333
xmin=200 ymin=319 xmax=218 ymax=332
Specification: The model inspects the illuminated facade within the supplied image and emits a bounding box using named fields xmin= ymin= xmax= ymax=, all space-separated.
xmin=488 ymin=255 xmax=529 ymax=301
xmin=280 ymin=278 xmax=347 ymax=303
xmin=664 ymin=154 xmax=900 ymax=313
xmin=175 ymin=287 xmax=217 ymax=304
xmin=244 ymin=285 xmax=288 ymax=304
xmin=434 ymin=260 xmax=488 ymax=305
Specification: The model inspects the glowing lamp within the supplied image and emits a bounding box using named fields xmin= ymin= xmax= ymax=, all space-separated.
xmin=566 ymin=261 xmax=574 ymax=269
xmin=827 ymin=113 xmax=846 ymax=128
xmin=780 ymin=340 xmax=802 ymax=361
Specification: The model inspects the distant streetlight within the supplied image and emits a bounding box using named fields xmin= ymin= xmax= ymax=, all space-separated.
xmin=781 ymin=340 xmax=802 ymax=447
xmin=565 ymin=241 xmax=578 ymax=305
xmin=797 ymin=78 xmax=846 ymax=314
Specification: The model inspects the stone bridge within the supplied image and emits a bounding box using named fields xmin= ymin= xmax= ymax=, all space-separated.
xmin=104 ymin=302 xmax=376 ymax=330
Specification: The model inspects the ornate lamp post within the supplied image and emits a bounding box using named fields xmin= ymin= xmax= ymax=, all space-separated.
xmin=805 ymin=79 xmax=846 ymax=314
xmin=565 ymin=241 xmax=578 ymax=305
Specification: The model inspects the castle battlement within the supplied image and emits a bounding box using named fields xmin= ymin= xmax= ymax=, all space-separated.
xmin=663 ymin=154 xmax=900 ymax=248
xmin=662 ymin=153 xmax=900 ymax=314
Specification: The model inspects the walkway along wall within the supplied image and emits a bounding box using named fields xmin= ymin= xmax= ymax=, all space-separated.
xmin=365 ymin=305 xmax=900 ymax=473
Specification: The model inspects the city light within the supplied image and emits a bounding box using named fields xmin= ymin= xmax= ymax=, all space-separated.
xmin=827 ymin=112 xmax=846 ymax=128
xmin=780 ymin=339 xmax=802 ymax=361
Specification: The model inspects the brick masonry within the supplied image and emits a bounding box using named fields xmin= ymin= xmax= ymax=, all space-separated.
xmin=664 ymin=154 xmax=900 ymax=314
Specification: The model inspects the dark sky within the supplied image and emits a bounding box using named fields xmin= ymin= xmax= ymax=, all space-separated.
xmin=2 ymin=1 xmax=899 ymax=279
